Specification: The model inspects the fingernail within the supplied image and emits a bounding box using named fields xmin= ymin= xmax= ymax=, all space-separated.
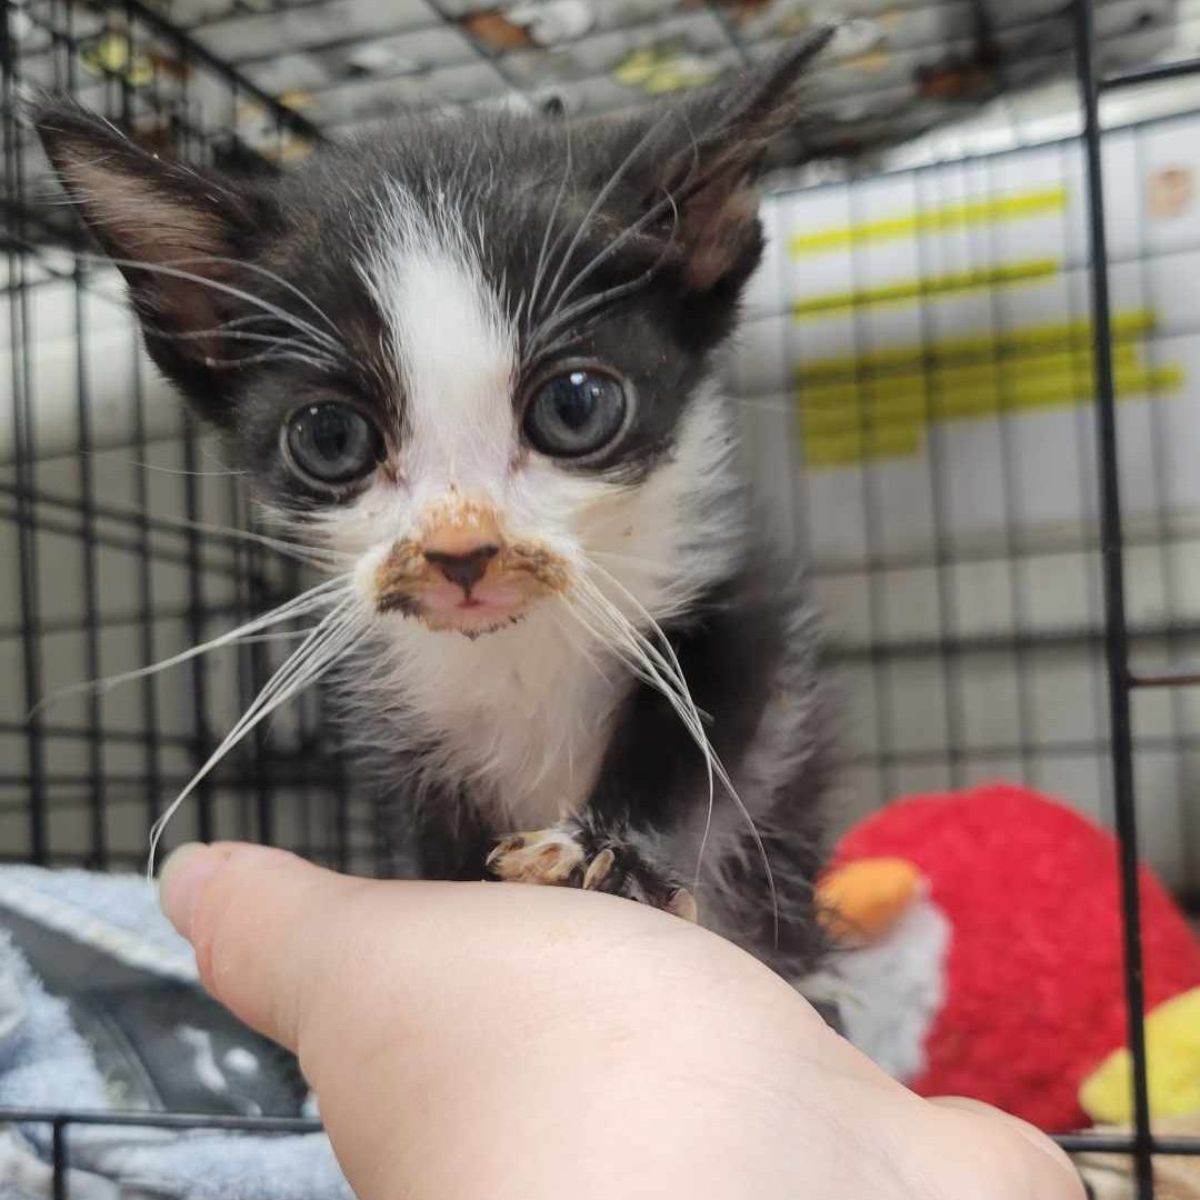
xmin=159 ymin=843 xmax=229 ymax=939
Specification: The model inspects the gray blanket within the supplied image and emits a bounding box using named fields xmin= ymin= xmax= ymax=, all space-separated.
xmin=0 ymin=866 xmax=353 ymax=1200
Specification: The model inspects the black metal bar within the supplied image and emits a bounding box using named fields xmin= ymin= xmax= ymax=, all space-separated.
xmin=912 ymin=162 xmax=968 ymax=791
xmin=52 ymin=1119 xmax=67 ymax=1200
xmin=841 ymin=178 xmax=899 ymax=800
xmin=0 ymin=766 xmax=343 ymax=792
xmin=0 ymin=597 xmax=287 ymax=642
xmin=6 ymin=1110 xmax=1200 ymax=1155
xmin=170 ymin=29 xmax=214 ymax=846
xmin=1073 ymin=1 xmax=1154 ymax=1195
xmin=320 ymin=678 xmax=349 ymax=872
xmin=1057 ymin=1134 xmax=1200 ymax=1155
xmin=0 ymin=850 xmax=167 ymax=867
xmin=3 ymin=0 xmax=48 ymax=865
xmin=265 ymin=5 xmax=1193 ymax=136
xmin=0 ymin=722 xmax=197 ymax=747
xmin=1128 ymin=667 xmax=1200 ymax=688
xmin=1102 ymin=57 xmax=1200 ymax=92
xmin=112 ymin=0 xmax=326 ymax=144
xmin=980 ymin=142 xmax=1040 ymax=788
xmin=1112 ymin=120 xmax=1193 ymax=889
xmin=0 ymin=1119 xmax=1151 ymax=1160
xmin=0 ymin=1106 xmax=322 ymax=1133
xmin=834 ymin=732 xmax=1200 ymax=769
xmin=246 ymin=495 xmax=275 ymax=847
xmin=6 ymin=732 xmax=1200 ymax=790
xmin=0 ymin=479 xmax=302 ymax=558
xmin=827 ymin=620 xmax=1200 ymax=663
xmin=116 ymin=28 xmax=164 ymax=838
xmin=61 ymin=0 xmax=106 ymax=868
xmin=0 ymin=497 xmax=302 ymax=580
xmin=704 ymin=1 xmax=752 ymax=67
xmin=1058 ymin=134 xmax=1113 ymax=810
xmin=801 ymin=528 xmax=1200 ymax=579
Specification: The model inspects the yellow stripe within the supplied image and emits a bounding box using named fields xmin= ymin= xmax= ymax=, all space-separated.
xmin=799 ymin=362 xmax=1184 ymax=467
xmin=794 ymin=312 xmax=1156 ymax=387
xmin=792 ymin=260 xmax=1059 ymax=320
xmin=789 ymin=186 xmax=1067 ymax=258
xmin=799 ymin=345 xmax=1144 ymax=428
xmin=805 ymin=426 xmax=922 ymax=468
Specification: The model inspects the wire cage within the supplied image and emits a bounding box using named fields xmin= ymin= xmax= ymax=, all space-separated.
xmin=0 ymin=0 xmax=368 ymax=878
xmin=1 ymin=1 xmax=1199 ymax=1197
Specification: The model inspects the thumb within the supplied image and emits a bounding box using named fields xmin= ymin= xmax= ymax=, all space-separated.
xmin=159 ymin=841 xmax=360 ymax=1051
xmin=929 ymin=1097 xmax=1087 ymax=1198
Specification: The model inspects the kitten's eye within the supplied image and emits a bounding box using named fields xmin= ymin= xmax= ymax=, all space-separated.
xmin=285 ymin=403 xmax=383 ymax=486
xmin=523 ymin=368 xmax=628 ymax=459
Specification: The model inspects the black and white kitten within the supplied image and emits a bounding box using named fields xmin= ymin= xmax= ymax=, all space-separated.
xmin=34 ymin=33 xmax=835 ymax=984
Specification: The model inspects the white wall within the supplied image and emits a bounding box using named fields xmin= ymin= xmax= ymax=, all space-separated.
xmin=730 ymin=111 xmax=1200 ymax=891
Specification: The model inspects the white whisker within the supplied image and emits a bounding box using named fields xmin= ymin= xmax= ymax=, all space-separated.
xmin=190 ymin=255 xmax=343 ymax=338
xmin=544 ymin=186 xmax=679 ymax=325
xmin=524 ymin=124 xmax=574 ymax=337
xmin=31 ymin=574 xmax=351 ymax=717
xmin=526 ymin=189 xmax=680 ymax=360
xmin=535 ymin=104 xmax=678 ymax=329
xmin=126 ymin=508 xmax=354 ymax=571
xmin=112 ymin=457 xmax=246 ymax=479
xmin=70 ymin=249 xmax=346 ymax=360
xmin=238 ymin=628 xmax=323 ymax=645
xmin=587 ymin=548 xmax=669 ymax=572
xmin=547 ymin=597 xmax=610 ymax=682
xmin=146 ymin=596 xmax=366 ymax=876
xmin=570 ymin=566 xmax=779 ymax=944
xmin=151 ymin=325 xmax=339 ymax=362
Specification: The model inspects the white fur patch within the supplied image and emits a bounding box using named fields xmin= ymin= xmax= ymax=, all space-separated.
xmin=362 ymin=603 xmax=627 ymax=830
xmin=360 ymin=181 xmax=518 ymax=505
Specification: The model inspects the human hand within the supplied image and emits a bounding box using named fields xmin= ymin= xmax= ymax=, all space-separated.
xmin=160 ymin=843 xmax=1084 ymax=1200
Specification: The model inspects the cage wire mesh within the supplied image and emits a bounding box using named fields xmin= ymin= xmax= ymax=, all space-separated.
xmin=0 ymin=1 xmax=370 ymax=874
xmin=1 ymin=0 xmax=1200 ymax=1195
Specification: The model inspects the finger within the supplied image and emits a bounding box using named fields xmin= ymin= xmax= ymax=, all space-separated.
xmin=159 ymin=841 xmax=354 ymax=1051
xmin=930 ymin=1097 xmax=1087 ymax=1197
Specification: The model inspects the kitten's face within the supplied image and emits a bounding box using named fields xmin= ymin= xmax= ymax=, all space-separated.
xmin=254 ymin=153 xmax=732 ymax=637
xmin=34 ymin=36 xmax=827 ymax=636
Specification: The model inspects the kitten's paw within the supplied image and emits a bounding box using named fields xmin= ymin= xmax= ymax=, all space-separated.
xmin=486 ymin=824 xmax=697 ymax=922
xmin=486 ymin=827 xmax=585 ymax=885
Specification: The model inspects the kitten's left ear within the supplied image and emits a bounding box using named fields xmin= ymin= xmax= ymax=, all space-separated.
xmin=30 ymin=99 xmax=280 ymax=409
xmin=618 ymin=29 xmax=835 ymax=293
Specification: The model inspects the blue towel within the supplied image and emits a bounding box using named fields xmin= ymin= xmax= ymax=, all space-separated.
xmin=0 ymin=867 xmax=353 ymax=1200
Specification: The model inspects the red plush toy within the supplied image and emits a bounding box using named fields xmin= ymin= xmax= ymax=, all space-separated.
xmin=814 ymin=783 xmax=1200 ymax=1132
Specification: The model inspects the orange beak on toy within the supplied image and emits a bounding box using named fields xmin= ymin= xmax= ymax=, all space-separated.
xmin=817 ymin=856 xmax=925 ymax=945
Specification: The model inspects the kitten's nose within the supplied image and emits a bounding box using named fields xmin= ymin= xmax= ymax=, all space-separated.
xmin=424 ymin=543 xmax=498 ymax=592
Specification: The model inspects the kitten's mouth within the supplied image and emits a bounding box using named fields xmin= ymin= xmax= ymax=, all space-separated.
xmin=382 ymin=588 xmax=530 ymax=637
xmin=424 ymin=579 xmax=530 ymax=633
xmin=372 ymin=530 xmax=568 ymax=637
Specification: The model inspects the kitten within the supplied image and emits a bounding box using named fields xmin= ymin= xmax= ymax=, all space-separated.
xmin=34 ymin=32 xmax=835 ymax=984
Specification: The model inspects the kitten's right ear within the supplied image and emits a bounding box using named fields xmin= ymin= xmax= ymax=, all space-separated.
xmin=585 ymin=31 xmax=834 ymax=298
xmin=32 ymin=99 xmax=280 ymax=413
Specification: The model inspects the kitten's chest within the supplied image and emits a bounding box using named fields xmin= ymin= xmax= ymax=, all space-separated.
xmin=378 ymin=613 xmax=629 ymax=829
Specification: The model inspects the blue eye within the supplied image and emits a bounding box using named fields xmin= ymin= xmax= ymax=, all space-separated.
xmin=286 ymin=403 xmax=383 ymax=485
xmin=523 ymin=368 xmax=628 ymax=459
